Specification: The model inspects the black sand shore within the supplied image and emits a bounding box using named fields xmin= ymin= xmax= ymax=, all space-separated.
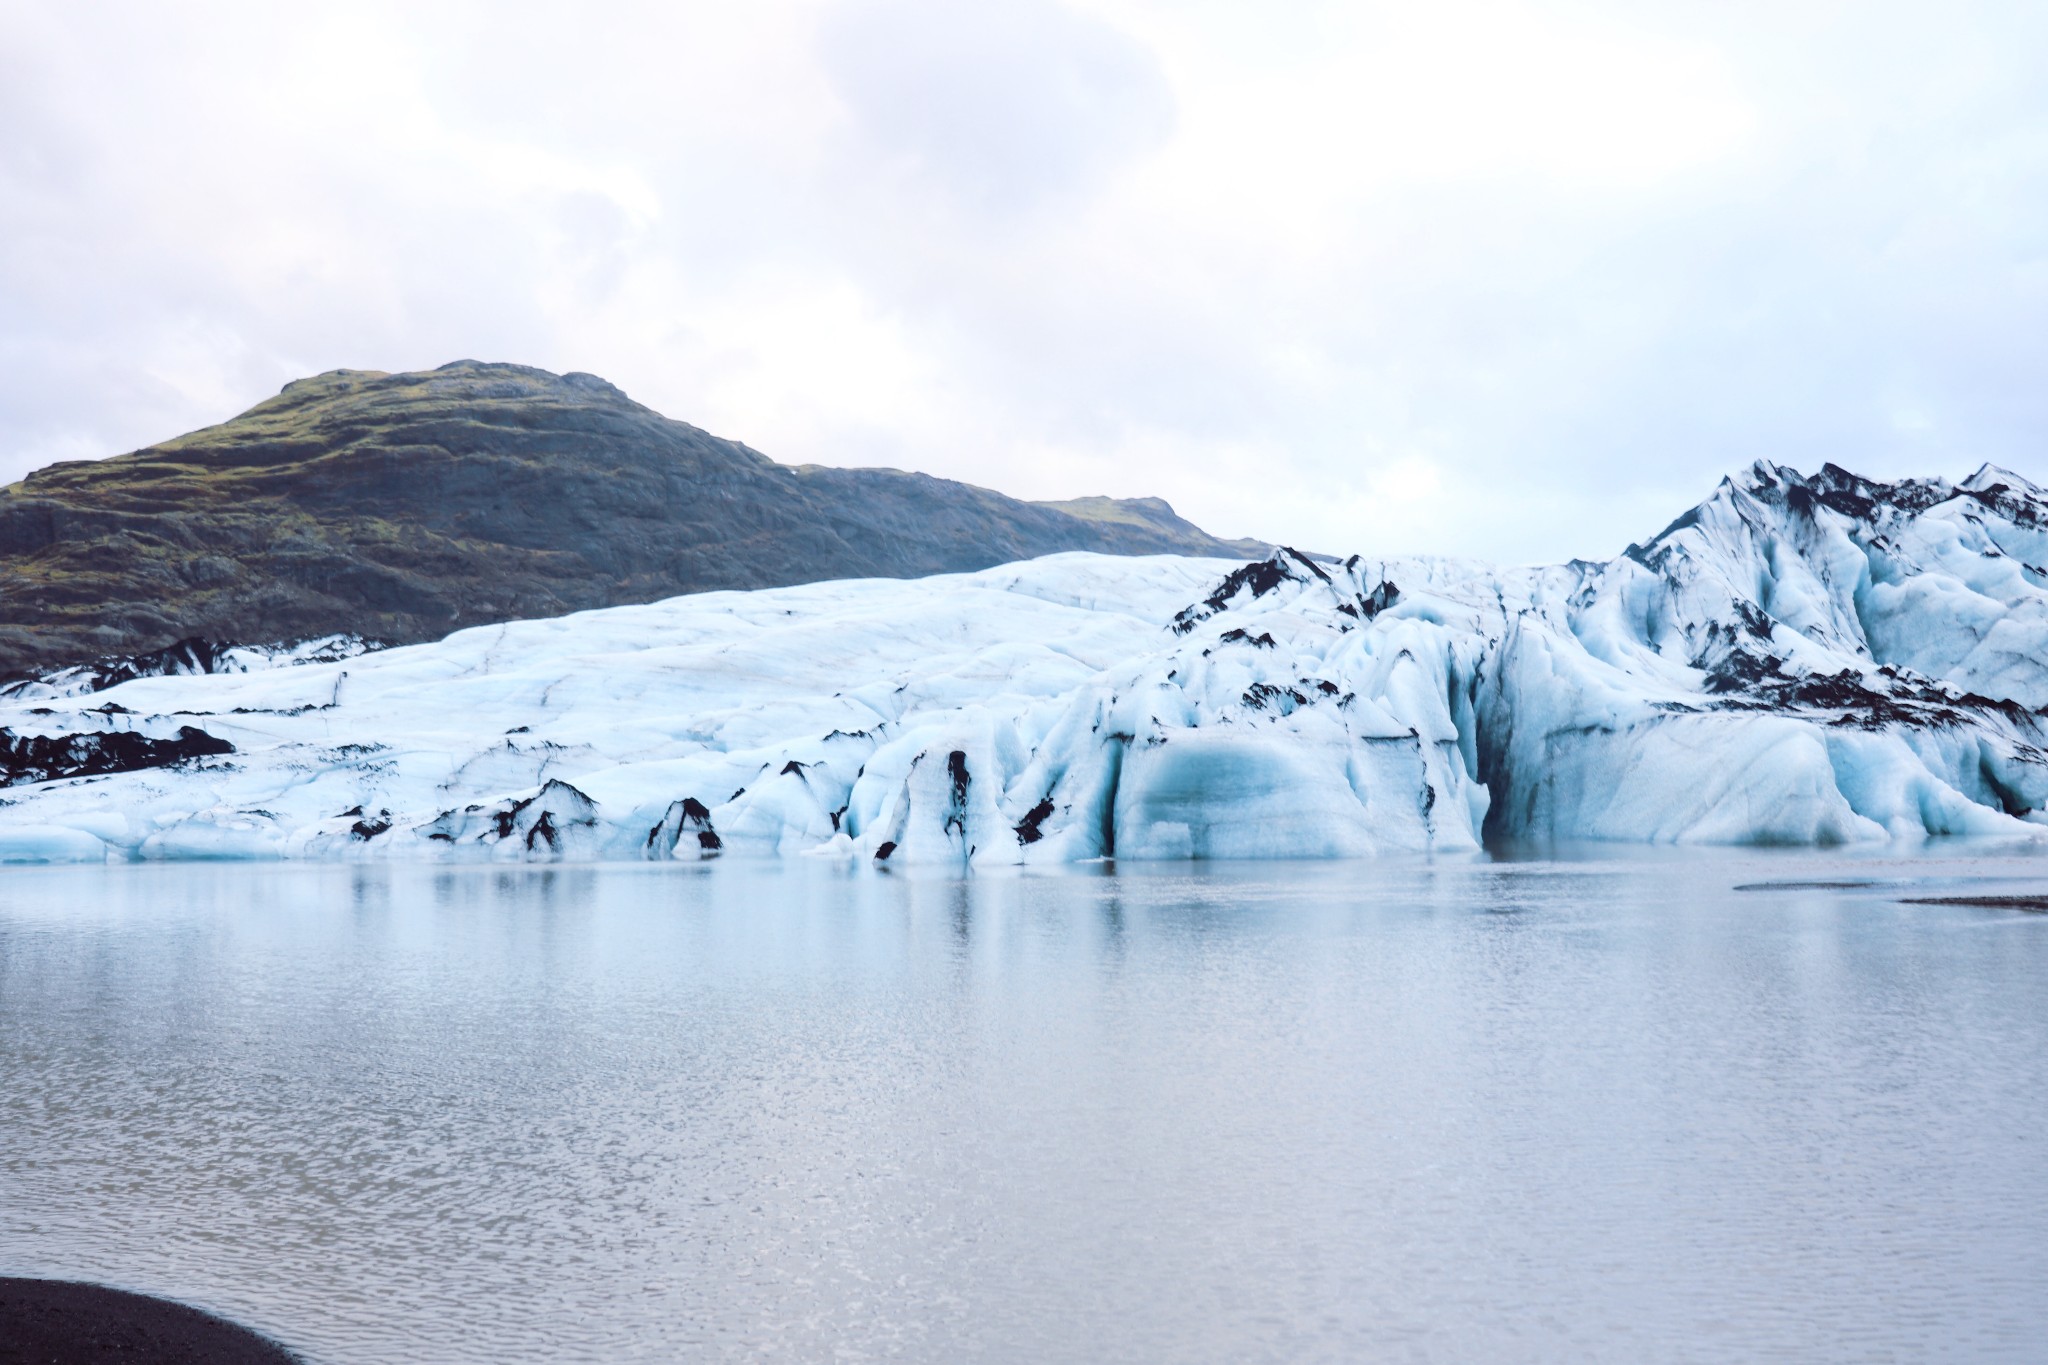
xmin=0 ymin=1279 xmax=299 ymax=1364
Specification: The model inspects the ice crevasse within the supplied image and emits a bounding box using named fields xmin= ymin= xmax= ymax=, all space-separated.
xmin=3 ymin=461 xmax=2047 ymax=864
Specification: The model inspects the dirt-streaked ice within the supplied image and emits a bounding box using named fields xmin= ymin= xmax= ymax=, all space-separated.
xmin=4 ymin=462 xmax=2046 ymax=863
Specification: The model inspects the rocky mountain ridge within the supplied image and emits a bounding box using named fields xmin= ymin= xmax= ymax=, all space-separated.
xmin=0 ymin=360 xmax=1266 ymax=675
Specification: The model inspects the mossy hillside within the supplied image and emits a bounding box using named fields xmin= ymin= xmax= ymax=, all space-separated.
xmin=0 ymin=360 xmax=1264 ymax=673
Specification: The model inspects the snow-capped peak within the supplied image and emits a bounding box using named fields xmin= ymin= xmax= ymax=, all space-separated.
xmin=1960 ymin=463 xmax=2043 ymax=496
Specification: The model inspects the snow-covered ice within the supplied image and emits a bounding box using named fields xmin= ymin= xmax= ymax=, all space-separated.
xmin=4 ymin=462 xmax=2048 ymax=863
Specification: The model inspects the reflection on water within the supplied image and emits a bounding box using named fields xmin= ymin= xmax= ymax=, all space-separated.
xmin=1 ymin=854 xmax=2045 ymax=1363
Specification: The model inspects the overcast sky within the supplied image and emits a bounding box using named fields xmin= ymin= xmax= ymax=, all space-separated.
xmin=4 ymin=0 xmax=2046 ymax=563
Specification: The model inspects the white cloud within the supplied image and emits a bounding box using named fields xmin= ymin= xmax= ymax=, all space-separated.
xmin=3 ymin=0 xmax=2047 ymax=564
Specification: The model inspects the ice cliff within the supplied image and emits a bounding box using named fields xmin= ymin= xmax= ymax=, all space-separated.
xmin=3 ymin=462 xmax=2046 ymax=864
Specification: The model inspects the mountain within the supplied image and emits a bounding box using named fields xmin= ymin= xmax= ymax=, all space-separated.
xmin=3 ymin=461 xmax=2046 ymax=863
xmin=0 ymin=360 xmax=1266 ymax=676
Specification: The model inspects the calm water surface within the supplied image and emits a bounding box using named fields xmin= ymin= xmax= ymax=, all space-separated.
xmin=1 ymin=854 xmax=2044 ymax=1363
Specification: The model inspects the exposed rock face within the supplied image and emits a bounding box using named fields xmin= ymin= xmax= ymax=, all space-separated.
xmin=0 ymin=361 xmax=1264 ymax=675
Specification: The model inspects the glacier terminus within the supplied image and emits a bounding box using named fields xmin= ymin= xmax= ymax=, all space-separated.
xmin=4 ymin=462 xmax=2048 ymax=865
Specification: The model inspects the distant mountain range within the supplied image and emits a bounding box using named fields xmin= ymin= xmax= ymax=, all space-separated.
xmin=0 ymin=361 xmax=1266 ymax=675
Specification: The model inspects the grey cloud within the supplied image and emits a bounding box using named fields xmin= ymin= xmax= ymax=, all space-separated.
xmin=820 ymin=0 xmax=1174 ymax=216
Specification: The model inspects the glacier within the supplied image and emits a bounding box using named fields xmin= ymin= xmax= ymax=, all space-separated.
xmin=3 ymin=461 xmax=2047 ymax=865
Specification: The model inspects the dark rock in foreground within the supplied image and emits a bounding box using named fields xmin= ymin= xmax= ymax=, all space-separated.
xmin=0 ymin=1279 xmax=299 ymax=1364
xmin=0 ymin=361 xmax=1266 ymax=674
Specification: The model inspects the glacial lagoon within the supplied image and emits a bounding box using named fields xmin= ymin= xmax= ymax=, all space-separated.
xmin=2 ymin=853 xmax=2045 ymax=1363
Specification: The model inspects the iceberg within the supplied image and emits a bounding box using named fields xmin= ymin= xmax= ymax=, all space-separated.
xmin=3 ymin=462 xmax=2045 ymax=863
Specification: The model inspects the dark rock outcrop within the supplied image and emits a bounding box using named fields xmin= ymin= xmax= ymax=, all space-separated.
xmin=0 ymin=1278 xmax=301 ymax=1364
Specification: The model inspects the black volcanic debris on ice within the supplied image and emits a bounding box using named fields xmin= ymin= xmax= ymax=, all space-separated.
xmin=0 ymin=361 xmax=1269 ymax=675
xmin=0 ymin=724 xmax=232 ymax=787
